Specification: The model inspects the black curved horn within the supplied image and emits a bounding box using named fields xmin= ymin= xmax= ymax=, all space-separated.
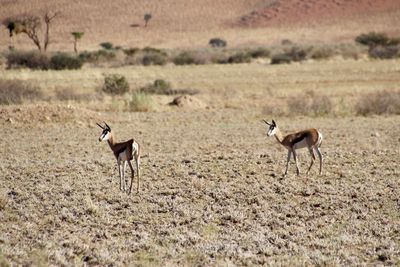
xmin=263 ymin=119 xmax=271 ymax=125
xmin=104 ymin=121 xmax=111 ymax=130
xmin=96 ymin=122 xmax=104 ymax=129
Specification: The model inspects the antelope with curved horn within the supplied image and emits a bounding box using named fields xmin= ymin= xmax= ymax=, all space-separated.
xmin=97 ymin=122 xmax=141 ymax=194
xmin=263 ymin=120 xmax=323 ymax=176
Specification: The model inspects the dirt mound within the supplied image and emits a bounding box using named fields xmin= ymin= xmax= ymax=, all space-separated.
xmin=0 ymin=104 xmax=101 ymax=124
xmin=238 ymin=0 xmax=400 ymax=27
xmin=169 ymin=95 xmax=207 ymax=109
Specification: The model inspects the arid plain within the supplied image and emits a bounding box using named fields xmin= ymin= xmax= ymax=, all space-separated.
xmin=1 ymin=59 xmax=399 ymax=266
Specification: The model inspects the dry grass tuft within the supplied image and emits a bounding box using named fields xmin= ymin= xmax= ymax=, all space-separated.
xmin=128 ymin=92 xmax=154 ymax=112
xmin=55 ymin=88 xmax=103 ymax=102
xmin=287 ymin=90 xmax=334 ymax=116
xmin=356 ymin=90 xmax=400 ymax=115
xmin=0 ymin=79 xmax=44 ymax=105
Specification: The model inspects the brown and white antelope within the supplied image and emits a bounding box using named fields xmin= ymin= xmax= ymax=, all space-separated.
xmin=97 ymin=122 xmax=141 ymax=194
xmin=263 ymin=120 xmax=323 ymax=176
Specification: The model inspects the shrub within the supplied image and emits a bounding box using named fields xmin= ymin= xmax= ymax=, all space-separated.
xmin=227 ymin=52 xmax=251 ymax=64
xmin=287 ymin=91 xmax=333 ymax=116
xmin=140 ymin=79 xmax=172 ymax=94
xmin=356 ymin=90 xmax=400 ymax=115
xmin=123 ymin=48 xmax=140 ymax=56
xmin=0 ymin=79 xmax=43 ymax=105
xmin=129 ymin=92 xmax=154 ymax=112
xmin=50 ymin=53 xmax=83 ymax=70
xmin=102 ymin=74 xmax=130 ymax=95
xmin=79 ymin=50 xmax=116 ymax=63
xmin=142 ymin=47 xmax=167 ymax=56
xmin=355 ymin=32 xmax=400 ymax=47
xmin=271 ymin=54 xmax=292 ymax=64
xmin=209 ymin=38 xmax=227 ymax=48
xmin=281 ymin=39 xmax=293 ymax=45
xmin=142 ymin=53 xmax=167 ymax=66
xmin=173 ymin=52 xmax=198 ymax=65
xmin=6 ymin=51 xmax=50 ymax=70
xmin=310 ymin=46 xmax=336 ymax=60
xmin=100 ymin=42 xmax=113 ymax=50
xmin=368 ymin=45 xmax=400 ymax=59
xmin=249 ymin=48 xmax=270 ymax=58
xmin=310 ymin=95 xmax=333 ymax=116
xmin=285 ymin=46 xmax=308 ymax=62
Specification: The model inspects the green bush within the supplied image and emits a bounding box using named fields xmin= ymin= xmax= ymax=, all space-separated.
xmin=129 ymin=92 xmax=154 ymax=112
xmin=50 ymin=53 xmax=83 ymax=70
xmin=249 ymin=48 xmax=270 ymax=58
xmin=140 ymin=79 xmax=172 ymax=94
xmin=100 ymin=42 xmax=113 ymax=50
xmin=102 ymin=74 xmax=130 ymax=95
xmin=123 ymin=48 xmax=140 ymax=56
xmin=173 ymin=52 xmax=198 ymax=65
xmin=310 ymin=46 xmax=337 ymax=60
xmin=0 ymin=79 xmax=43 ymax=105
xmin=6 ymin=51 xmax=50 ymax=70
xmin=368 ymin=45 xmax=400 ymax=59
xmin=142 ymin=47 xmax=167 ymax=55
xmin=271 ymin=54 xmax=292 ymax=64
xmin=79 ymin=50 xmax=116 ymax=63
xmin=142 ymin=53 xmax=167 ymax=66
xmin=227 ymin=52 xmax=251 ymax=64
xmin=355 ymin=32 xmax=400 ymax=47
xmin=285 ymin=46 xmax=308 ymax=62
xmin=209 ymin=38 xmax=227 ymax=48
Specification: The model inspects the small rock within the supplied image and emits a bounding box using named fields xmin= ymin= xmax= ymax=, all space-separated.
xmin=6 ymin=118 xmax=14 ymax=123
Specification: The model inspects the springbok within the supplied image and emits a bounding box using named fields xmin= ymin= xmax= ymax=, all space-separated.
xmin=263 ymin=120 xmax=323 ymax=176
xmin=97 ymin=122 xmax=141 ymax=194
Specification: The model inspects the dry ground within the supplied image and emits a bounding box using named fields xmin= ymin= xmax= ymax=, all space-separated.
xmin=1 ymin=0 xmax=399 ymax=50
xmin=0 ymin=111 xmax=399 ymax=266
xmin=0 ymin=58 xmax=399 ymax=266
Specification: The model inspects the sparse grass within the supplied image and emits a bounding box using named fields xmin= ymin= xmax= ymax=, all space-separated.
xmin=356 ymin=90 xmax=400 ymax=115
xmin=55 ymin=88 xmax=102 ymax=102
xmin=0 ymin=79 xmax=44 ymax=105
xmin=128 ymin=92 xmax=154 ymax=112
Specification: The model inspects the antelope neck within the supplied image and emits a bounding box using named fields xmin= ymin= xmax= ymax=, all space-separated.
xmin=107 ymin=133 xmax=117 ymax=149
xmin=274 ymin=128 xmax=284 ymax=144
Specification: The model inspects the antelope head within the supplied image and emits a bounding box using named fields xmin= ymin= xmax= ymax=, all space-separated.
xmin=97 ymin=122 xmax=112 ymax=142
xmin=263 ymin=119 xmax=277 ymax=137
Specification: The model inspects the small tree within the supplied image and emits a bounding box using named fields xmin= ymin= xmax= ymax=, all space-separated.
xmin=3 ymin=11 xmax=60 ymax=52
xmin=144 ymin=13 xmax=152 ymax=27
xmin=71 ymin=32 xmax=84 ymax=54
xmin=43 ymin=11 xmax=60 ymax=51
xmin=2 ymin=19 xmax=16 ymax=49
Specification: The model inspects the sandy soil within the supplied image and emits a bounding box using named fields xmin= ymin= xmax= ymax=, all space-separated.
xmin=0 ymin=107 xmax=399 ymax=266
xmin=1 ymin=0 xmax=399 ymax=49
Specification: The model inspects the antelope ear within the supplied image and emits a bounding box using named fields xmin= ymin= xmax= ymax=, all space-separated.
xmin=263 ymin=119 xmax=271 ymax=125
xmin=272 ymin=120 xmax=276 ymax=126
xmin=96 ymin=123 xmax=104 ymax=129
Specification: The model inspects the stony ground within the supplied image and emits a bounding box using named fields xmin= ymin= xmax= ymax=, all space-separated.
xmin=0 ymin=108 xmax=399 ymax=266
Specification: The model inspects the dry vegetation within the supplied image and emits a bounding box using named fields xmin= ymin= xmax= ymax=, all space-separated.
xmin=0 ymin=57 xmax=399 ymax=265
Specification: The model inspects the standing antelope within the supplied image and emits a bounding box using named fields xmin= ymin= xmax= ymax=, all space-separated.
xmin=263 ymin=120 xmax=323 ymax=176
xmin=97 ymin=122 xmax=141 ymax=194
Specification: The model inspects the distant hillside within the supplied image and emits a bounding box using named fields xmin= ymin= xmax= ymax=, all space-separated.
xmin=0 ymin=0 xmax=399 ymax=51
